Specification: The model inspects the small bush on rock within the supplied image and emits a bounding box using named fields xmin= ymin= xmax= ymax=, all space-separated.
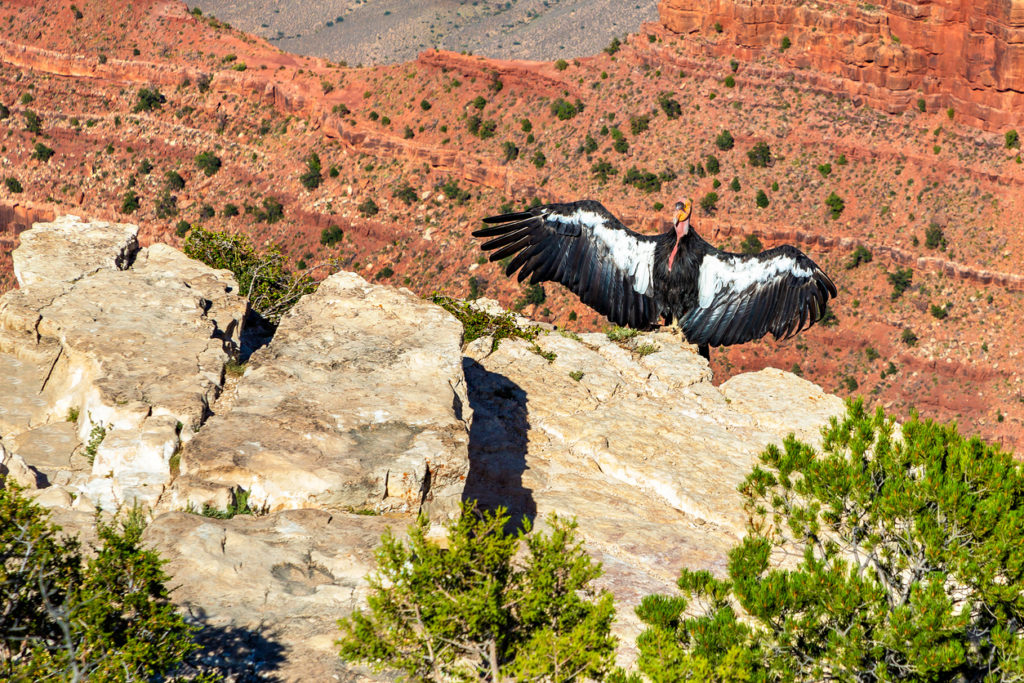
xmin=184 ymin=225 xmax=315 ymax=324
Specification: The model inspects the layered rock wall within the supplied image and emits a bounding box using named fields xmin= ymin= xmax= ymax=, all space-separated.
xmin=658 ymin=0 xmax=1024 ymax=130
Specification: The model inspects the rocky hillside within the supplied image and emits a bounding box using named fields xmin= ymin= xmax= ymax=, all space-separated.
xmin=0 ymin=0 xmax=1022 ymax=451
xmin=0 ymin=217 xmax=843 ymax=680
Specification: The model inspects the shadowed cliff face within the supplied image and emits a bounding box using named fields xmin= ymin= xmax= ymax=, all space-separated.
xmin=658 ymin=0 xmax=1024 ymax=131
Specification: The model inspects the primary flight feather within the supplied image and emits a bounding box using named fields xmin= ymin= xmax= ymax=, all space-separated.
xmin=473 ymin=198 xmax=837 ymax=357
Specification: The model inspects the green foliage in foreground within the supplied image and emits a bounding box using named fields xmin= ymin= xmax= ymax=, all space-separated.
xmin=0 ymin=486 xmax=209 ymax=681
xmin=635 ymin=400 xmax=1024 ymax=682
xmin=337 ymin=504 xmax=618 ymax=682
xmin=183 ymin=225 xmax=316 ymax=324
xmin=431 ymin=294 xmax=539 ymax=351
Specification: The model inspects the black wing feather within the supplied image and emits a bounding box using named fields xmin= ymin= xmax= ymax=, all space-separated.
xmin=474 ymin=201 xmax=662 ymax=329
xmin=682 ymin=246 xmax=837 ymax=347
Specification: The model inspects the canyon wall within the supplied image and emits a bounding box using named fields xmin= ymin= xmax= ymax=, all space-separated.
xmin=658 ymin=0 xmax=1024 ymax=131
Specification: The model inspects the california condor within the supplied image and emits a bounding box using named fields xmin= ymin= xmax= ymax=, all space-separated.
xmin=473 ymin=198 xmax=837 ymax=359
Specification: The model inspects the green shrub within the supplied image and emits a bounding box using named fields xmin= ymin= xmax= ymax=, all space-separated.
xmin=845 ymin=244 xmax=872 ymax=269
xmin=629 ymin=114 xmax=650 ymax=135
xmin=5 ymin=177 xmax=24 ymax=193
xmin=375 ymin=266 xmax=394 ymax=280
xmin=715 ymin=129 xmax=734 ymax=151
xmin=197 ymin=203 xmax=215 ymax=220
xmin=0 ymin=488 xmax=202 ymax=681
xmin=888 ymin=267 xmax=913 ymax=298
xmin=471 ymin=95 xmax=487 ymax=110
xmin=901 ymin=327 xmax=918 ymax=345
xmin=729 ymin=176 xmax=740 ymax=192
xmin=184 ymin=225 xmax=316 ymax=323
xmin=705 ymin=154 xmax=720 ymax=175
xmin=930 ymin=302 xmax=950 ymax=319
xmin=755 ymin=189 xmax=769 ymax=208
xmin=420 ymin=99 xmax=431 ymax=111
xmin=196 ymin=487 xmax=263 ymax=519
xmin=467 ymin=114 xmax=482 ymax=135
xmin=658 ymin=92 xmax=682 ymax=119
xmin=121 ymin=189 xmax=140 ymax=214
xmin=175 ymin=220 xmax=190 ymax=237
xmin=604 ymin=37 xmax=621 ymax=55
xmin=165 ymin=170 xmax=186 ymax=190
xmin=222 ymin=203 xmax=239 ymax=218
xmin=532 ymin=150 xmax=547 ymax=169
xmin=925 ymin=223 xmax=946 ymax=249
xmin=591 ymin=160 xmax=618 ymax=183
xmin=747 ymin=141 xmax=771 ymax=167
xmin=1006 ymin=129 xmax=1020 ymax=149
xmin=723 ymin=75 xmax=735 ymax=88
xmin=636 ymin=400 xmax=1024 ymax=681
xmin=0 ymin=103 xmax=9 ymax=119
xmin=551 ymin=98 xmax=582 ymax=121
xmin=320 ymin=224 xmax=344 ymax=246
xmin=393 ymin=180 xmax=418 ymax=205
xmin=133 ymin=87 xmax=165 ymax=113
xmin=520 ymin=118 xmax=533 ymax=133
xmin=194 ymin=150 xmax=222 ymax=177
xmin=917 ymin=97 xmax=927 ymax=112
xmin=357 ymin=198 xmax=379 ymax=217
xmin=30 ymin=142 xmax=54 ymax=162
xmin=555 ymin=58 xmax=569 ymax=70
xmin=299 ymin=152 xmax=322 ymax=190
xmin=780 ymin=36 xmax=791 ymax=50
xmin=23 ymin=109 xmax=42 ymax=134
xmin=154 ymin=190 xmax=178 ymax=219
xmin=817 ymin=162 xmax=832 ymax=177
xmin=583 ymin=135 xmax=598 ymax=154
xmin=825 ymin=191 xmax=845 ymax=219
xmin=439 ymin=177 xmax=472 ymax=204
xmin=477 ymin=119 xmax=497 ymax=139
xmin=338 ymin=503 xmax=617 ymax=682
xmin=699 ymin=191 xmax=719 ymax=215
xmin=622 ymin=167 xmax=661 ymax=194
xmin=739 ymin=234 xmax=763 ymax=255
xmin=138 ymin=158 xmax=154 ymax=175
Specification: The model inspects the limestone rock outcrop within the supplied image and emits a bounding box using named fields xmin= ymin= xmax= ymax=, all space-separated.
xmin=657 ymin=0 xmax=1024 ymax=130
xmin=0 ymin=217 xmax=847 ymax=679
xmin=169 ymin=271 xmax=471 ymax=518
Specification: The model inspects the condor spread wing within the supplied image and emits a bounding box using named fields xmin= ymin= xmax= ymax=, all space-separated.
xmin=681 ymin=245 xmax=837 ymax=347
xmin=473 ymin=201 xmax=661 ymax=329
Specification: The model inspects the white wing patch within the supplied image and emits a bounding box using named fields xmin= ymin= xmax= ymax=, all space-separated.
xmin=698 ymin=253 xmax=813 ymax=309
xmin=549 ymin=209 xmax=656 ymax=296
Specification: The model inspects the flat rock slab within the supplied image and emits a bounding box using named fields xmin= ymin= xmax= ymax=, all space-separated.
xmin=8 ymin=421 xmax=85 ymax=479
xmin=463 ymin=330 xmax=844 ymax=661
xmin=143 ymin=509 xmax=397 ymax=683
xmin=171 ymin=272 xmax=470 ymax=519
xmin=13 ymin=214 xmax=138 ymax=287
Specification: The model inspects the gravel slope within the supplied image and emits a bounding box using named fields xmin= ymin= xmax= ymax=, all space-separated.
xmin=187 ymin=0 xmax=659 ymax=65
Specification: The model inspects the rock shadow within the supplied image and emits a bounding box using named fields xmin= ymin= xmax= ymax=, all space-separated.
xmin=462 ymin=357 xmax=537 ymax=531
xmin=237 ymin=310 xmax=276 ymax=362
xmin=180 ymin=614 xmax=288 ymax=682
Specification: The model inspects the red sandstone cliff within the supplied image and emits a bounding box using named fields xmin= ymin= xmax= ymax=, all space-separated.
xmin=658 ymin=0 xmax=1024 ymax=131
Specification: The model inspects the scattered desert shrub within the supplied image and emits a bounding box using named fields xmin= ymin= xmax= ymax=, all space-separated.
xmin=320 ymin=224 xmax=344 ymax=246
xmin=739 ymin=234 xmax=763 ymax=255
xmin=194 ymin=150 xmax=222 ymax=177
xmin=825 ymin=191 xmax=845 ymax=219
xmin=1006 ymin=129 xmax=1020 ymax=149
xmin=133 ymin=87 xmax=165 ymax=113
xmin=845 ymin=244 xmax=872 ymax=269
xmin=699 ymin=191 xmax=719 ymax=215
xmin=30 ymin=142 xmax=54 ymax=162
xmin=120 ymin=189 xmax=140 ymax=214
xmin=888 ymin=267 xmax=913 ymax=299
xmin=357 ymin=198 xmax=379 ymax=217
xmin=551 ymin=98 xmax=583 ymax=121
xmin=299 ymin=152 xmax=323 ymax=190
xmin=755 ymin=189 xmax=769 ymax=208
xmin=747 ymin=141 xmax=772 ymax=167
xmin=658 ymin=92 xmax=682 ymax=119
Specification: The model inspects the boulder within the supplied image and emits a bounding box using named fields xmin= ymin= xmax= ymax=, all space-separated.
xmin=12 ymin=214 xmax=138 ymax=287
xmin=170 ymin=272 xmax=470 ymax=519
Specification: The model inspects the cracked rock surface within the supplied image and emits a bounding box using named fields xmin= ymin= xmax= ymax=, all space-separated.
xmin=170 ymin=271 xmax=471 ymax=519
